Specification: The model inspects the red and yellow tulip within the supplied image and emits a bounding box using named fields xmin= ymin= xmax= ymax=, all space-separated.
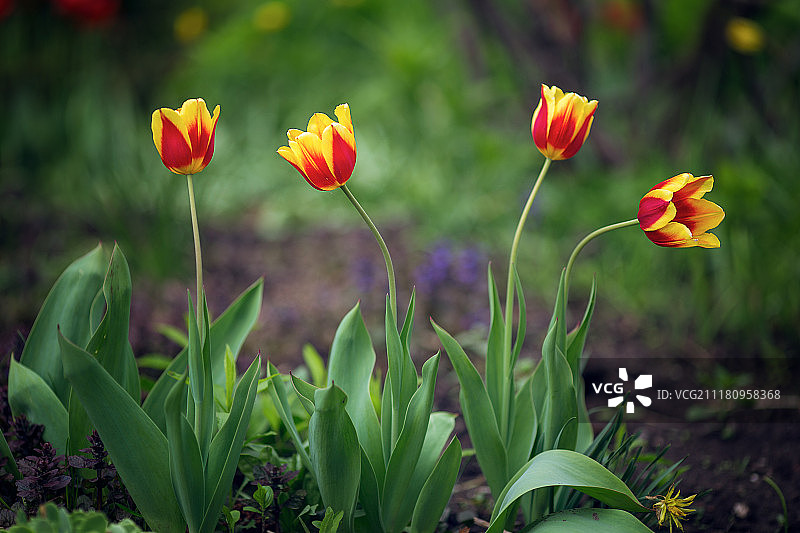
xmin=638 ymin=173 xmax=725 ymax=248
xmin=277 ymin=103 xmax=356 ymax=191
xmin=531 ymin=84 xmax=598 ymax=161
xmin=151 ymin=98 xmax=220 ymax=175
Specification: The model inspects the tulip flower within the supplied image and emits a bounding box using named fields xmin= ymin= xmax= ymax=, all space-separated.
xmin=531 ymin=84 xmax=598 ymax=161
xmin=151 ymin=98 xmax=220 ymax=175
xmin=277 ymin=103 xmax=356 ymax=191
xmin=638 ymin=173 xmax=725 ymax=248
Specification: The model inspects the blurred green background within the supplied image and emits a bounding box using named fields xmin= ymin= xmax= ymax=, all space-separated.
xmin=2 ymin=0 xmax=799 ymax=358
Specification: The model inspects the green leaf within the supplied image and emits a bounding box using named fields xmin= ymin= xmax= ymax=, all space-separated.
xmin=59 ymin=332 xmax=185 ymax=533
xmin=200 ymin=356 xmax=261 ymax=533
xmin=313 ymin=507 xmax=344 ymax=533
xmin=0 ymin=422 xmax=20 ymax=479
xmin=265 ymin=363 xmax=313 ymax=477
xmin=385 ymin=298 xmax=417 ymax=449
xmin=432 ymin=320 xmax=507 ymax=498
xmin=566 ymin=276 xmax=597 ymax=377
xmin=510 ymin=265 xmax=527 ymax=372
xmin=143 ymin=279 xmax=263 ymax=432
xmin=487 ymin=449 xmax=650 ymax=533
xmin=406 ymin=412 xmax=456 ymax=500
xmin=309 ymin=384 xmax=361 ymax=533
xmin=253 ymin=484 xmax=274 ymax=511
xmin=68 ymin=244 xmax=140 ymax=455
xmin=290 ymin=373 xmax=318 ymax=416
xmin=302 ymin=344 xmax=327 ymax=388
xmin=187 ymin=294 xmax=215 ymax=464
xmin=8 ymin=357 xmax=69 ymax=454
xmin=484 ymin=266 xmax=506 ymax=423
xmin=20 ymin=244 xmax=107 ymax=405
xmin=326 ymin=302 xmax=384 ymax=488
xmin=410 ymin=436 xmax=462 ymax=533
xmin=164 ymin=370 xmax=206 ymax=533
xmin=224 ymin=345 xmax=236 ymax=411
xmin=507 ymin=374 xmax=537 ymax=476
xmin=526 ymin=508 xmax=654 ymax=532
xmin=381 ymin=354 xmax=439 ymax=533
xmin=540 ymin=313 xmax=577 ymax=452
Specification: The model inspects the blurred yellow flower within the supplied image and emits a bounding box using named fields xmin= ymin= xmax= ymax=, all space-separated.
xmin=254 ymin=2 xmax=290 ymax=33
xmin=175 ymin=6 xmax=208 ymax=44
xmin=725 ymin=17 xmax=765 ymax=54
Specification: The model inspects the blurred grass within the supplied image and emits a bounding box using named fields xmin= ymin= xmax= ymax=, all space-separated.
xmin=1 ymin=0 xmax=799 ymax=357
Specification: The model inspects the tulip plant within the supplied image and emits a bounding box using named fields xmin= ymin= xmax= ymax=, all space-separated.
xmin=272 ymin=105 xmax=461 ymax=533
xmin=0 ymin=86 xmax=721 ymax=533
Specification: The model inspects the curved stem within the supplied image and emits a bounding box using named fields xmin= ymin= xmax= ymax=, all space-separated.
xmin=563 ymin=218 xmax=639 ymax=297
xmin=341 ymin=184 xmax=397 ymax=323
xmin=187 ymin=174 xmax=203 ymax=323
xmin=501 ymin=157 xmax=551 ymax=438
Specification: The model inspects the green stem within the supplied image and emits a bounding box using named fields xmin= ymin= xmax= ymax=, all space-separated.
xmin=187 ymin=174 xmax=203 ymax=323
xmin=501 ymin=157 xmax=551 ymax=438
xmin=563 ymin=218 xmax=639 ymax=296
xmin=341 ymin=184 xmax=397 ymax=323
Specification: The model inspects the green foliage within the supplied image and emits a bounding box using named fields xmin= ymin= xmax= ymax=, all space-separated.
xmin=269 ymin=299 xmax=461 ymax=533
xmin=1 ymin=503 xmax=144 ymax=533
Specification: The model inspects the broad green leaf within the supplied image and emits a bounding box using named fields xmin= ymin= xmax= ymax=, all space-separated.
xmin=397 ymin=292 xmax=419 ymax=423
xmin=432 ymin=320 xmax=507 ymax=498
xmin=164 ymin=371 xmax=205 ymax=533
xmin=385 ymin=298 xmax=417 ymax=449
xmin=381 ymin=354 xmax=438 ymax=533
xmin=187 ymin=294 xmax=215 ymax=464
xmin=20 ymin=244 xmax=106 ymax=405
xmin=357 ymin=448 xmax=383 ymax=533
xmin=540 ymin=318 xmax=577 ymax=452
xmin=290 ymin=373 xmax=317 ymax=416
xmin=566 ymin=277 xmax=597 ymax=377
xmin=406 ymin=412 xmax=456 ymax=501
xmin=60 ymin=333 xmax=185 ymax=533
xmin=326 ymin=302 xmax=384 ymax=488
xmin=0 ymin=430 xmax=19 ymax=479
xmin=485 ymin=266 xmax=506 ymax=424
xmin=224 ymin=345 xmax=236 ymax=411
xmin=380 ymin=371 xmax=393 ymax=463
xmin=510 ymin=266 xmax=527 ymax=372
xmin=68 ymin=244 xmax=140 ymax=455
xmin=309 ymin=385 xmax=361 ymax=533
xmin=143 ymin=279 xmax=263 ymax=431
xmin=525 ymin=508 xmax=653 ymax=532
xmin=8 ymin=358 xmax=69 ymax=454
xmin=488 ymin=449 xmax=650 ymax=533
xmin=410 ymin=437 xmax=462 ymax=533
xmin=314 ymin=507 xmax=345 ymax=533
xmin=507 ymin=374 xmax=536 ymax=476
xmin=266 ymin=362 xmax=313 ymax=477
xmin=302 ymin=344 xmax=327 ymax=387
xmin=200 ymin=356 xmax=261 ymax=533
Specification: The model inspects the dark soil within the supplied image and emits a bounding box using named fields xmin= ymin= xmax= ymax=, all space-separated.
xmin=3 ymin=220 xmax=798 ymax=532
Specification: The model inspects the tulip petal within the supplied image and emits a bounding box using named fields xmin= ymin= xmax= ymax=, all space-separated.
xmin=198 ymin=105 xmax=220 ymax=172
xmin=646 ymin=221 xmax=693 ymax=247
xmin=649 ymin=173 xmax=690 ymax=194
xmin=559 ymin=111 xmax=595 ymax=160
xmin=152 ymin=108 xmax=193 ymax=174
xmin=639 ymin=189 xmax=676 ymax=231
xmin=673 ymin=198 xmax=725 ymax=235
xmin=673 ymin=175 xmax=713 ymax=201
xmin=307 ymin=113 xmax=334 ymax=139
xmin=687 ymin=232 xmax=721 ymax=248
xmin=294 ymin=132 xmax=339 ymax=190
xmin=322 ymin=123 xmax=356 ymax=185
xmin=334 ymin=104 xmax=353 ymax=135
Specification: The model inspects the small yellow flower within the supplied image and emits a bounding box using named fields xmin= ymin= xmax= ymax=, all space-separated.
xmin=725 ymin=17 xmax=765 ymax=55
xmin=652 ymin=485 xmax=696 ymax=532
